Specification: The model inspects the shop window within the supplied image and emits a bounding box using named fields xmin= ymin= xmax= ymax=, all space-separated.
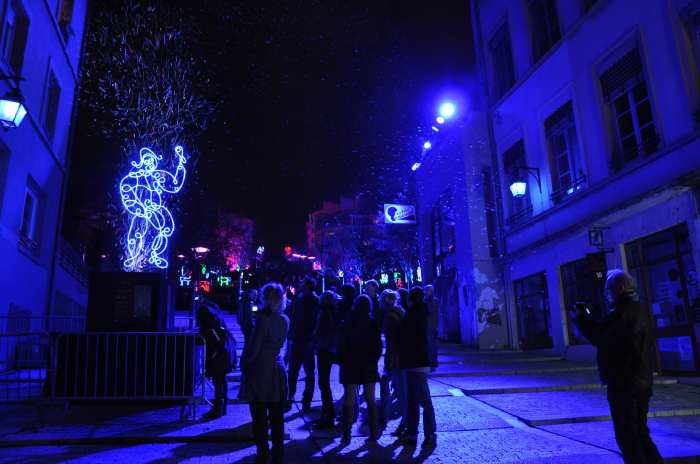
xmin=561 ymin=253 xmax=607 ymax=345
xmin=514 ymin=272 xmax=553 ymax=350
xmin=528 ymin=0 xmax=561 ymax=62
xmin=626 ymin=223 xmax=700 ymax=373
xmin=489 ymin=21 xmax=515 ymax=99
xmin=546 ymin=102 xmax=586 ymax=203
xmin=600 ymin=47 xmax=659 ymax=170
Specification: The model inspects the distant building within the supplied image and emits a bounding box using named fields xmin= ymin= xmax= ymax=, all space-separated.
xmin=414 ymin=112 xmax=509 ymax=349
xmin=471 ymin=0 xmax=700 ymax=372
xmin=0 ymin=0 xmax=88 ymax=330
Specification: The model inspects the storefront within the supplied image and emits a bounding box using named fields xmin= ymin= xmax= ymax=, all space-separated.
xmin=626 ymin=223 xmax=700 ymax=373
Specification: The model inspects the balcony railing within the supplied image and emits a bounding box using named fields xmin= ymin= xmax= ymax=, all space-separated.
xmin=550 ymin=174 xmax=587 ymax=205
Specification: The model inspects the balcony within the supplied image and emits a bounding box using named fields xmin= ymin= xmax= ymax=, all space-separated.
xmin=550 ymin=174 xmax=587 ymax=205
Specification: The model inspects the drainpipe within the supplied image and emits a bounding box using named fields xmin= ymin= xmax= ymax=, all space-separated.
xmin=470 ymin=0 xmax=514 ymax=349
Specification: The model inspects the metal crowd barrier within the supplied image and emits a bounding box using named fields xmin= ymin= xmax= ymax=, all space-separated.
xmin=0 ymin=332 xmax=50 ymax=402
xmin=50 ymin=332 xmax=206 ymax=418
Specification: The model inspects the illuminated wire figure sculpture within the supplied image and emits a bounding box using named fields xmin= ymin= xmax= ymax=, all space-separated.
xmin=119 ymin=145 xmax=187 ymax=270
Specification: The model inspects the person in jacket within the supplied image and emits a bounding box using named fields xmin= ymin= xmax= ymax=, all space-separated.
xmin=286 ymin=276 xmax=319 ymax=412
xmin=424 ymin=285 xmax=439 ymax=370
xmin=311 ymin=290 xmax=340 ymax=428
xmin=573 ymin=270 xmax=662 ymax=464
xmin=378 ymin=289 xmax=407 ymax=435
xmin=196 ymin=303 xmax=234 ymax=419
xmin=338 ymin=294 xmax=382 ymax=445
xmin=399 ymin=287 xmax=436 ymax=450
xmin=238 ymin=282 xmax=289 ymax=464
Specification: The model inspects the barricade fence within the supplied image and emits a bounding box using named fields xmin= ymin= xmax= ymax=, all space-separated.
xmin=50 ymin=332 xmax=206 ymax=413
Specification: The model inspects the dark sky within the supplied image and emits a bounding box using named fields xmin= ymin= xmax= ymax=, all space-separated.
xmin=65 ymin=0 xmax=474 ymax=255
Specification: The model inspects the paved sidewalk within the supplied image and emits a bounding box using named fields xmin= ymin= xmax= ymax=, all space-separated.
xmin=0 ymin=315 xmax=698 ymax=463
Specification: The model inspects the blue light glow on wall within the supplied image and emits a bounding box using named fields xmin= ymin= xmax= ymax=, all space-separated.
xmin=119 ymin=145 xmax=187 ymax=270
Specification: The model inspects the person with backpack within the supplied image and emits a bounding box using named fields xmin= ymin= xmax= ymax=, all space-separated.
xmin=196 ymin=303 xmax=236 ymax=420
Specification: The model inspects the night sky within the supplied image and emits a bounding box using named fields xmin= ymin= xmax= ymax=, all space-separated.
xmin=65 ymin=0 xmax=474 ymax=256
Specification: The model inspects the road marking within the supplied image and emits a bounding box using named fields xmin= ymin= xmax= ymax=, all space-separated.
xmin=448 ymin=388 xmax=465 ymax=397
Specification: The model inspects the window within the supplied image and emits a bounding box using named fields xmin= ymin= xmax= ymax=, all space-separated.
xmin=514 ymin=272 xmax=553 ymax=350
xmin=43 ymin=69 xmax=61 ymax=142
xmin=482 ymin=167 xmax=499 ymax=257
xmin=561 ymin=253 xmax=607 ymax=345
xmin=431 ymin=188 xmax=456 ymax=276
xmin=19 ymin=187 xmax=38 ymax=241
xmin=56 ymin=0 xmax=74 ymax=42
xmin=546 ymin=102 xmax=586 ymax=203
xmin=489 ymin=22 xmax=515 ymax=99
xmin=1 ymin=0 xmax=29 ymax=74
xmin=600 ymin=47 xmax=659 ymax=169
xmin=502 ymin=140 xmax=532 ymax=225
xmin=583 ymin=0 xmax=599 ymax=12
xmin=528 ymin=0 xmax=561 ymax=62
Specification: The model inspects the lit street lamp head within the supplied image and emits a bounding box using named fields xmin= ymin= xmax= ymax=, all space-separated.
xmin=0 ymin=87 xmax=27 ymax=129
xmin=439 ymin=101 xmax=456 ymax=120
xmin=509 ymin=180 xmax=528 ymax=197
xmin=423 ymin=141 xmax=432 ymax=150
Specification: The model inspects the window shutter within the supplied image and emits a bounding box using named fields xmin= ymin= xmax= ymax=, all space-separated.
xmin=600 ymin=48 xmax=643 ymax=101
xmin=545 ymin=102 xmax=573 ymax=136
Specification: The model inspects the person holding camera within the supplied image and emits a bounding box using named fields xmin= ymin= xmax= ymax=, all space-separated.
xmin=571 ymin=269 xmax=662 ymax=464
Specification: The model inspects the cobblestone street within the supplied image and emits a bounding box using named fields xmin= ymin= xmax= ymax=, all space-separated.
xmin=0 ymin=317 xmax=698 ymax=463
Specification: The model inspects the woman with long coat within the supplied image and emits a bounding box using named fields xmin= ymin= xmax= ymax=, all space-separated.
xmin=337 ymin=294 xmax=382 ymax=445
xmin=238 ymin=283 xmax=289 ymax=464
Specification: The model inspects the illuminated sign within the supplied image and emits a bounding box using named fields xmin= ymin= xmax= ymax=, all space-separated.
xmin=217 ymin=276 xmax=232 ymax=287
xmin=380 ymin=273 xmax=389 ymax=285
xmin=120 ymin=145 xmax=187 ymax=270
xmin=383 ymin=204 xmax=416 ymax=224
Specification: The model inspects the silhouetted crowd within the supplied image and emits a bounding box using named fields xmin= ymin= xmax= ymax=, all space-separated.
xmin=221 ymin=276 xmax=439 ymax=463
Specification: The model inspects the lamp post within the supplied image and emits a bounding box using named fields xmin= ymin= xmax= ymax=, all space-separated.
xmin=509 ymin=166 xmax=542 ymax=198
xmin=0 ymin=75 xmax=27 ymax=129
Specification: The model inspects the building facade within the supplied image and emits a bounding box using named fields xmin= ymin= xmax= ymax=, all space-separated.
xmin=471 ymin=0 xmax=700 ymax=372
xmin=0 ymin=0 xmax=88 ymax=329
xmin=414 ymin=112 xmax=510 ymax=349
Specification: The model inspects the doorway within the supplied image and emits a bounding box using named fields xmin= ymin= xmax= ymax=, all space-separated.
xmin=626 ymin=223 xmax=700 ymax=373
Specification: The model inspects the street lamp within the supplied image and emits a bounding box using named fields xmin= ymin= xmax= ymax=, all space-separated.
xmin=411 ymin=162 xmax=421 ymax=172
xmin=0 ymin=76 xmax=27 ymax=129
xmin=439 ymin=101 xmax=456 ymax=120
xmin=509 ymin=167 xmax=541 ymax=198
xmin=423 ymin=141 xmax=432 ymax=150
